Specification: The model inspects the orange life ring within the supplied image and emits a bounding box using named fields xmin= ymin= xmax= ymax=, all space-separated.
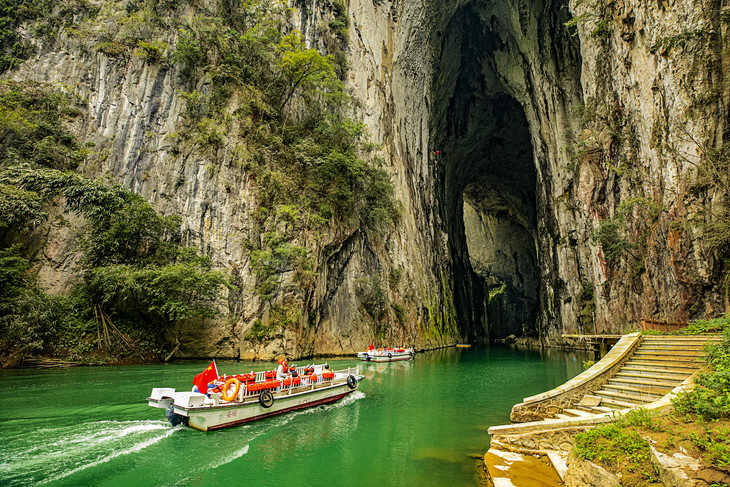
xmin=221 ymin=378 xmax=240 ymax=401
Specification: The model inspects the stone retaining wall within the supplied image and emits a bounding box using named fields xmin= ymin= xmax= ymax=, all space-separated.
xmin=509 ymin=333 xmax=641 ymax=422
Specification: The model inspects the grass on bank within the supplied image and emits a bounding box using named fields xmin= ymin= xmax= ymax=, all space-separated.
xmin=573 ymin=314 xmax=730 ymax=486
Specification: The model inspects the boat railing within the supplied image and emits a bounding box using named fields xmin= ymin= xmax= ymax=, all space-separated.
xmin=335 ymin=365 xmax=360 ymax=377
xmin=236 ymin=365 xmax=359 ymax=398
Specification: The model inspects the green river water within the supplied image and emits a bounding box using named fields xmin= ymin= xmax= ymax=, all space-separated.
xmin=0 ymin=345 xmax=590 ymax=487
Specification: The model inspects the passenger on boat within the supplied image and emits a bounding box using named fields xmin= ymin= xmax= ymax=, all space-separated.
xmin=303 ymin=364 xmax=315 ymax=375
xmin=289 ymin=365 xmax=298 ymax=378
xmin=192 ymin=382 xmax=219 ymax=396
xmin=276 ymin=359 xmax=290 ymax=380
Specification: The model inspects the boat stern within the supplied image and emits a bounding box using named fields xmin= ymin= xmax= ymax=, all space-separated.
xmin=147 ymin=388 xmax=177 ymax=409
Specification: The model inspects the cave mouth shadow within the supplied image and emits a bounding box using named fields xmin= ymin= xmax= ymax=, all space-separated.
xmin=432 ymin=3 xmax=540 ymax=342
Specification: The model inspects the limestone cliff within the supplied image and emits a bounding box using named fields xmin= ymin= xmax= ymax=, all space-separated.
xmin=4 ymin=0 xmax=728 ymax=359
xmin=359 ymin=0 xmax=729 ymax=342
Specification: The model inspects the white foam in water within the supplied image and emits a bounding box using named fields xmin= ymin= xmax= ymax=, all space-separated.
xmin=206 ymin=444 xmax=250 ymax=469
xmin=296 ymin=389 xmax=366 ymax=417
xmin=38 ymin=423 xmax=181 ymax=485
xmin=340 ymin=390 xmax=366 ymax=405
xmin=51 ymin=421 xmax=170 ymax=451
xmin=0 ymin=420 xmax=180 ymax=486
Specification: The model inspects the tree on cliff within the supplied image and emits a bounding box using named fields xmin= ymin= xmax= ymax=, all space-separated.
xmin=277 ymin=31 xmax=343 ymax=111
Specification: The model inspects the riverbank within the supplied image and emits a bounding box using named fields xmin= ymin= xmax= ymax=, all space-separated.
xmin=571 ymin=407 xmax=730 ymax=486
xmin=2 ymin=342 xmax=461 ymax=369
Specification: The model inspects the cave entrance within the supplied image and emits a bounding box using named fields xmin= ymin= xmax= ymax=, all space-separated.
xmin=433 ymin=3 xmax=539 ymax=341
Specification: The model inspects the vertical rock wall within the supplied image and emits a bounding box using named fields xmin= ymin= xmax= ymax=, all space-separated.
xmin=374 ymin=0 xmax=586 ymax=340
xmin=568 ymin=0 xmax=729 ymax=327
xmin=359 ymin=0 xmax=728 ymax=341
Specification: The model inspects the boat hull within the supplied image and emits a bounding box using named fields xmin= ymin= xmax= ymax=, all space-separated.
xmin=358 ymin=349 xmax=414 ymax=362
xmin=187 ymin=383 xmax=355 ymax=431
xmin=363 ymin=354 xmax=412 ymax=362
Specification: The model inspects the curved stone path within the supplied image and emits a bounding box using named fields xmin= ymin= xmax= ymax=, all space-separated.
xmin=483 ymin=333 xmax=723 ymax=486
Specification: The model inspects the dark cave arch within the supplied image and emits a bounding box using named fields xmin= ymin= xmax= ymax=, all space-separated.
xmin=431 ymin=2 xmax=545 ymax=342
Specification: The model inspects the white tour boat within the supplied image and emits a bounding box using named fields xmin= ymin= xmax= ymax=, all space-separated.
xmin=357 ymin=347 xmax=414 ymax=362
xmin=148 ymin=364 xmax=362 ymax=431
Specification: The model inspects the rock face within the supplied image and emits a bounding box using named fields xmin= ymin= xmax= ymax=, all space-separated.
xmin=372 ymin=0 xmax=729 ymax=340
xmin=8 ymin=0 xmax=729 ymax=357
xmin=564 ymin=452 xmax=621 ymax=487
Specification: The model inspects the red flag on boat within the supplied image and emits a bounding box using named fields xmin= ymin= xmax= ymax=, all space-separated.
xmin=193 ymin=361 xmax=219 ymax=394
xmin=368 ymin=343 xmax=375 ymax=351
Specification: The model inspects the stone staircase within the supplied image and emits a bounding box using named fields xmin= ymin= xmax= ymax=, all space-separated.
xmin=487 ymin=333 xmax=725 ymax=487
xmin=557 ymin=335 xmax=722 ymax=419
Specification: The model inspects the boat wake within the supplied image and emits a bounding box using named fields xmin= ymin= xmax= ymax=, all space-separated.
xmin=207 ymin=444 xmax=250 ymax=469
xmin=0 ymin=420 xmax=180 ymax=486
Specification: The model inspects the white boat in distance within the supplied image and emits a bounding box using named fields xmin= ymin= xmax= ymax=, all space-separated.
xmin=148 ymin=364 xmax=362 ymax=431
xmin=357 ymin=347 xmax=414 ymax=362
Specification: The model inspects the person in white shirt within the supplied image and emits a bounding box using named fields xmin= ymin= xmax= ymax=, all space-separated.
xmin=276 ymin=359 xmax=290 ymax=380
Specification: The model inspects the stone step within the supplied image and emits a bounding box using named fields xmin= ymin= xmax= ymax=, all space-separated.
xmin=611 ymin=377 xmax=682 ymax=389
xmin=639 ymin=342 xmax=707 ymax=349
xmin=602 ymin=382 xmax=667 ymax=399
xmin=563 ymin=408 xmax=595 ymax=418
xmin=635 ymin=346 xmax=705 ymax=355
xmin=624 ymin=360 xmax=701 ymax=372
xmin=575 ymin=404 xmax=595 ymax=414
xmin=596 ymin=396 xmax=644 ymax=411
xmin=594 ymin=389 xmax=653 ymax=405
xmin=633 ymin=354 xmax=704 ymax=363
xmin=641 ymin=335 xmax=722 ymax=341
xmin=636 ymin=350 xmax=704 ymax=359
xmin=588 ymin=406 xmax=614 ymax=413
xmin=640 ymin=342 xmax=715 ymax=347
xmin=633 ymin=351 xmax=704 ymax=361
xmin=618 ymin=368 xmax=692 ymax=381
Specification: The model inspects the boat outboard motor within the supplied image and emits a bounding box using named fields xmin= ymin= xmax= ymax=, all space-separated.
xmin=166 ymin=404 xmax=188 ymax=427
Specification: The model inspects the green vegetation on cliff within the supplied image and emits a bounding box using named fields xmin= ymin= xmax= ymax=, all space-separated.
xmin=159 ymin=0 xmax=399 ymax=334
xmin=166 ymin=1 xmax=399 ymax=236
xmin=565 ymin=3 xmax=730 ymax=311
xmin=0 ymin=81 xmax=231 ymax=366
xmin=0 ymin=0 xmax=401 ymax=359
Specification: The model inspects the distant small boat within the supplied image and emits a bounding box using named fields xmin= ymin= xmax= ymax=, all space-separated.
xmin=357 ymin=347 xmax=414 ymax=362
xmin=456 ymin=344 xmax=471 ymax=348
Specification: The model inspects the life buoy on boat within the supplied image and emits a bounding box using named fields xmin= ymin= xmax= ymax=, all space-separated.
xmin=221 ymin=378 xmax=240 ymax=402
xmin=388 ymin=353 xmax=392 ymax=358
xmin=347 ymin=375 xmax=357 ymax=389
xmin=259 ymin=390 xmax=274 ymax=408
